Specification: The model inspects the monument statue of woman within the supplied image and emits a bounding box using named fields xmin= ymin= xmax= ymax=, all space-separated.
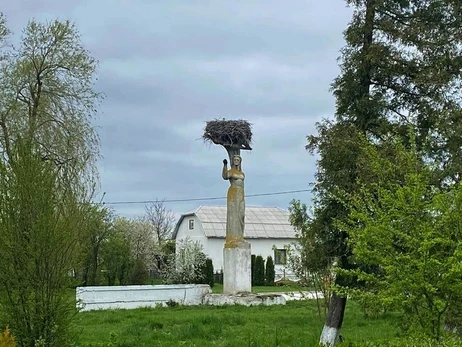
xmin=222 ymin=155 xmax=245 ymax=246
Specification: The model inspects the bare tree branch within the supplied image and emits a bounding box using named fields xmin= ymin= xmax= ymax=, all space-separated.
xmin=144 ymin=199 xmax=175 ymax=245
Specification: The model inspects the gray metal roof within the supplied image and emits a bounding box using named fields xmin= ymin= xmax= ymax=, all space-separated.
xmin=172 ymin=205 xmax=297 ymax=239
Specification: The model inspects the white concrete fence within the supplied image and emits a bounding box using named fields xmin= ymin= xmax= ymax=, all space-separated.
xmin=76 ymin=284 xmax=211 ymax=312
xmin=76 ymin=284 xmax=320 ymax=311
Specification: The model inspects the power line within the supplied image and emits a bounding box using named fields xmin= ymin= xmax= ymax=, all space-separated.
xmin=103 ymin=189 xmax=311 ymax=206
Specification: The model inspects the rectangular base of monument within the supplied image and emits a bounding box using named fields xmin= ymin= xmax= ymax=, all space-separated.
xmin=223 ymin=245 xmax=251 ymax=295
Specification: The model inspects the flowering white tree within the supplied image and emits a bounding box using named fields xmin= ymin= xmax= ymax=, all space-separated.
xmin=162 ymin=237 xmax=206 ymax=284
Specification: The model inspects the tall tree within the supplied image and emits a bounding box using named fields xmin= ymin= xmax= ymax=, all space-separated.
xmin=0 ymin=14 xmax=102 ymax=346
xmin=0 ymin=15 xmax=102 ymax=190
xmin=101 ymin=226 xmax=132 ymax=285
xmin=291 ymin=1 xmax=462 ymax=345
xmin=144 ymin=200 xmax=175 ymax=245
xmin=0 ymin=140 xmax=82 ymax=347
xmin=339 ymin=136 xmax=462 ymax=340
xmin=144 ymin=200 xmax=175 ymax=271
xmin=77 ymin=205 xmax=114 ymax=286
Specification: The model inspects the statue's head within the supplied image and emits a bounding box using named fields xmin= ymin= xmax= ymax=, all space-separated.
xmin=232 ymin=155 xmax=242 ymax=170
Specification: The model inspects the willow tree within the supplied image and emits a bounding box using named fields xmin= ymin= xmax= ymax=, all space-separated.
xmin=0 ymin=14 xmax=102 ymax=189
xmin=290 ymin=1 xmax=462 ymax=345
xmin=0 ymin=14 xmax=102 ymax=346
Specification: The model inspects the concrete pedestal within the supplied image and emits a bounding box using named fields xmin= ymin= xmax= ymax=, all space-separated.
xmin=223 ymin=242 xmax=251 ymax=295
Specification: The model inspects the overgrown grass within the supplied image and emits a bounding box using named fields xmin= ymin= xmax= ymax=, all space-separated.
xmin=73 ymin=300 xmax=399 ymax=347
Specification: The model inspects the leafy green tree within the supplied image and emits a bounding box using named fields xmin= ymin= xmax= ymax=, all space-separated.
xmin=0 ymin=13 xmax=102 ymax=346
xmin=338 ymin=137 xmax=462 ymax=340
xmin=293 ymin=1 xmax=462 ymax=344
xmin=0 ymin=140 xmax=82 ymax=347
xmin=130 ymin=258 xmax=149 ymax=285
xmin=0 ymin=15 xmax=102 ymax=189
xmin=101 ymin=227 xmax=132 ymax=285
xmin=254 ymin=256 xmax=265 ymax=286
xmin=78 ymin=205 xmax=114 ymax=286
xmin=265 ymin=256 xmax=275 ymax=286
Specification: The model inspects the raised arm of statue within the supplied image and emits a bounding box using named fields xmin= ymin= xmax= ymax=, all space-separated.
xmin=222 ymin=159 xmax=229 ymax=180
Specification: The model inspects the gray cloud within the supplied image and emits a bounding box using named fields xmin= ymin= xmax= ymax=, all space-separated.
xmin=3 ymin=0 xmax=353 ymax=218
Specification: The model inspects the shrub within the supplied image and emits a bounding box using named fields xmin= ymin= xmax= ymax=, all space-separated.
xmin=0 ymin=141 xmax=80 ymax=347
xmin=254 ymin=256 xmax=265 ymax=286
xmin=161 ymin=238 xmax=207 ymax=284
xmin=0 ymin=326 xmax=15 ymax=347
xmin=129 ymin=258 xmax=149 ymax=285
xmin=251 ymin=254 xmax=256 ymax=286
xmin=204 ymin=258 xmax=214 ymax=288
xmin=265 ymin=256 xmax=275 ymax=286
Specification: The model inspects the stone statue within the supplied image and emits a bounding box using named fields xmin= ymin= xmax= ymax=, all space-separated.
xmin=222 ymin=155 xmax=245 ymax=245
xmin=203 ymin=119 xmax=252 ymax=294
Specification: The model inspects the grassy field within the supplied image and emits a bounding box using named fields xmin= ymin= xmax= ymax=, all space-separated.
xmin=72 ymin=300 xmax=399 ymax=347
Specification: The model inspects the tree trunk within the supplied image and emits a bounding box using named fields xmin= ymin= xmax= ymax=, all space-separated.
xmin=319 ymin=292 xmax=347 ymax=346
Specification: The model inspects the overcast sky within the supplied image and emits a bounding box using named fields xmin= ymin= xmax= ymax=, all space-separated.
xmin=3 ymin=0 xmax=353 ymax=220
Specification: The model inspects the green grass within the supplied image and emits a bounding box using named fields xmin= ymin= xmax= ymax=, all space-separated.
xmin=211 ymin=284 xmax=309 ymax=294
xmin=72 ymin=300 xmax=399 ymax=347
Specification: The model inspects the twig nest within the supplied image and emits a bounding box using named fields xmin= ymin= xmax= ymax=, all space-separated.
xmin=203 ymin=119 xmax=253 ymax=150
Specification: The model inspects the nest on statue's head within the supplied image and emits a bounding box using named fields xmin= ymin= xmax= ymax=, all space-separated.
xmin=203 ymin=119 xmax=253 ymax=150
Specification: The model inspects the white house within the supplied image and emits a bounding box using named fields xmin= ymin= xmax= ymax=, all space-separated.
xmin=172 ymin=205 xmax=299 ymax=280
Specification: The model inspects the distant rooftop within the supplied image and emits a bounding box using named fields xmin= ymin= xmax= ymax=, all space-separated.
xmin=173 ymin=205 xmax=297 ymax=239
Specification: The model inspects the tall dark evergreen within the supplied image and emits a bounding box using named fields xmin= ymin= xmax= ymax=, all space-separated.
xmin=254 ymin=256 xmax=265 ymax=286
xmin=290 ymin=1 xmax=462 ymax=345
xmin=265 ymin=256 xmax=275 ymax=286
xmin=251 ymin=254 xmax=256 ymax=286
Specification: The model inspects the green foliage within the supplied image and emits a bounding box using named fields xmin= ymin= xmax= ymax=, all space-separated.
xmin=129 ymin=259 xmax=149 ymax=285
xmin=251 ymin=254 xmax=256 ymax=286
xmin=0 ymin=326 xmax=15 ymax=347
xmin=0 ymin=141 xmax=80 ymax=347
xmin=204 ymin=258 xmax=214 ymax=288
xmin=297 ymin=0 xmax=462 ymax=343
xmin=73 ymin=301 xmax=399 ymax=346
xmin=0 ymin=16 xmax=102 ymax=190
xmin=77 ymin=205 xmax=114 ymax=286
xmin=265 ymin=256 xmax=275 ymax=286
xmin=254 ymin=256 xmax=265 ymax=286
xmin=337 ymin=137 xmax=462 ymax=340
xmin=445 ymin=299 xmax=462 ymax=337
xmin=101 ymin=229 xmax=132 ymax=286
xmin=0 ymin=15 xmax=102 ymax=346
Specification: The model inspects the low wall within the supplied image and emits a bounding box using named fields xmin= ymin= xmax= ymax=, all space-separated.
xmin=76 ymin=284 xmax=211 ymax=311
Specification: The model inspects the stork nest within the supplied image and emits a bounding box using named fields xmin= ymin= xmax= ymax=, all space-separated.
xmin=203 ymin=119 xmax=253 ymax=150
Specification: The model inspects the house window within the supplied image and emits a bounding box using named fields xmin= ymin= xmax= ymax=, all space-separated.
xmin=274 ymin=249 xmax=287 ymax=265
xmin=188 ymin=219 xmax=194 ymax=230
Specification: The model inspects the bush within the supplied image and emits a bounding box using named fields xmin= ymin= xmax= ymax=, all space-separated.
xmin=0 ymin=327 xmax=15 ymax=347
xmin=251 ymin=254 xmax=256 ymax=286
xmin=204 ymin=258 xmax=214 ymax=288
xmin=130 ymin=259 xmax=149 ymax=285
xmin=161 ymin=238 xmax=207 ymax=284
xmin=254 ymin=256 xmax=265 ymax=286
xmin=265 ymin=256 xmax=275 ymax=286
xmin=0 ymin=141 xmax=80 ymax=347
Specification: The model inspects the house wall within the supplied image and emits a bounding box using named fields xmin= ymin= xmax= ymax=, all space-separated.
xmin=175 ymin=217 xmax=300 ymax=281
xmin=175 ymin=216 xmax=208 ymax=249
xmin=204 ymin=237 xmax=298 ymax=281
